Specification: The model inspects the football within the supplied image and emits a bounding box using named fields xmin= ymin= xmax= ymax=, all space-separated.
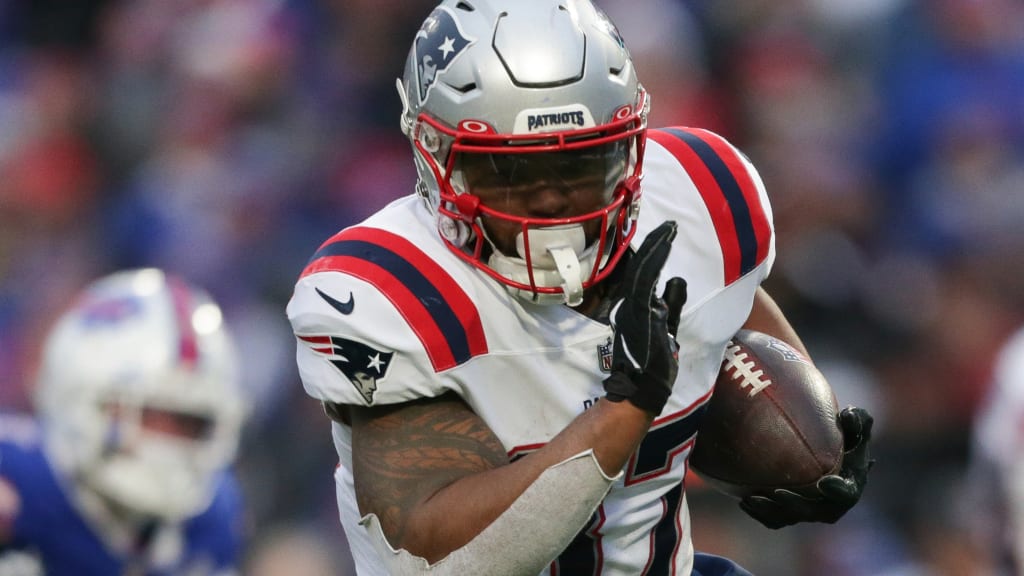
xmin=688 ymin=329 xmax=843 ymax=499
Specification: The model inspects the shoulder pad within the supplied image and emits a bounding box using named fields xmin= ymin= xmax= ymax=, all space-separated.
xmin=288 ymin=225 xmax=489 ymax=407
xmin=647 ymin=127 xmax=773 ymax=286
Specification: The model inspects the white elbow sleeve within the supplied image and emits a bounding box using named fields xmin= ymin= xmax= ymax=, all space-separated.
xmin=361 ymin=449 xmax=619 ymax=575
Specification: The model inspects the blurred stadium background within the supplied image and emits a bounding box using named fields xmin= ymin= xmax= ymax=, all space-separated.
xmin=1 ymin=0 xmax=1023 ymax=574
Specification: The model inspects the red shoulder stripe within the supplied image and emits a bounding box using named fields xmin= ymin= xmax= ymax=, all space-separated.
xmin=300 ymin=227 xmax=487 ymax=372
xmin=648 ymin=128 xmax=771 ymax=284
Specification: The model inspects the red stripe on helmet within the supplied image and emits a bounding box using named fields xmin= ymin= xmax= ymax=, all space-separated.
xmin=167 ymin=277 xmax=199 ymax=369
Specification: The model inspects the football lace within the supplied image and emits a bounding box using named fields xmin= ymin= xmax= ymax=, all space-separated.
xmin=722 ymin=343 xmax=772 ymax=396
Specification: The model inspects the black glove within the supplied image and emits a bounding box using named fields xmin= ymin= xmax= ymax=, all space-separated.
xmin=602 ymin=221 xmax=688 ymax=416
xmin=739 ymin=406 xmax=875 ymax=529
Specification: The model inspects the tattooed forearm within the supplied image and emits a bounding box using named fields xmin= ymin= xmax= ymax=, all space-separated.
xmin=350 ymin=392 xmax=508 ymax=541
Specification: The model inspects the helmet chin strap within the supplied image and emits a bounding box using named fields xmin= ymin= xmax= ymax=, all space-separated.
xmin=489 ymin=225 xmax=599 ymax=307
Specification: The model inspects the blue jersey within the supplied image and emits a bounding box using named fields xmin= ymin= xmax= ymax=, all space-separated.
xmin=0 ymin=415 xmax=244 ymax=576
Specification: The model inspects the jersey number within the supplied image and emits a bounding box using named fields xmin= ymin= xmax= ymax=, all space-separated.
xmin=550 ymin=404 xmax=707 ymax=575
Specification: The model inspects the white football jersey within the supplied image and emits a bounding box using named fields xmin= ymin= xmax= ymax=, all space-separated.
xmin=287 ymin=127 xmax=775 ymax=575
xmin=971 ymin=327 xmax=1024 ymax=569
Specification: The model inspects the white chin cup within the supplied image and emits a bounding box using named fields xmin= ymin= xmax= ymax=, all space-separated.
xmin=86 ymin=435 xmax=215 ymax=521
xmin=488 ymin=225 xmax=596 ymax=307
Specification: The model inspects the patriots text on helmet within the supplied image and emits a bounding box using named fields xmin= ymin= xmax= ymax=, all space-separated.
xmin=526 ymin=111 xmax=587 ymax=132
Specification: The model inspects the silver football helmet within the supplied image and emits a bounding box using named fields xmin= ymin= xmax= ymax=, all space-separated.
xmin=35 ymin=268 xmax=245 ymax=521
xmin=398 ymin=0 xmax=649 ymax=306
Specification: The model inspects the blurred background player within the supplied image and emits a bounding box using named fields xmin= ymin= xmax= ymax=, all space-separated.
xmin=0 ymin=268 xmax=248 ymax=575
xmin=0 ymin=0 xmax=1021 ymax=573
xmin=967 ymin=326 xmax=1024 ymax=575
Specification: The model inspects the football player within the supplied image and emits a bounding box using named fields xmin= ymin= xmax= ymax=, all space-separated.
xmin=968 ymin=327 xmax=1024 ymax=574
xmin=0 ymin=268 xmax=247 ymax=575
xmin=287 ymin=0 xmax=874 ymax=574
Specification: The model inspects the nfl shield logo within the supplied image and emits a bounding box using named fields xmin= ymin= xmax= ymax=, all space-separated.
xmin=598 ymin=338 xmax=614 ymax=373
xmin=766 ymin=337 xmax=811 ymax=365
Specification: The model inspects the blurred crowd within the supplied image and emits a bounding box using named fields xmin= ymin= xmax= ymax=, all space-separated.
xmin=1 ymin=0 xmax=1023 ymax=574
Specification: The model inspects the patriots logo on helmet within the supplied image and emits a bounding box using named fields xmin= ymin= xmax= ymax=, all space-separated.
xmin=595 ymin=9 xmax=626 ymax=49
xmin=414 ymin=6 xmax=474 ymax=104
xmin=299 ymin=335 xmax=394 ymax=404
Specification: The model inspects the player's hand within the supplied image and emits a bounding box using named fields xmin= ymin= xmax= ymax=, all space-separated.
xmin=603 ymin=221 xmax=688 ymax=416
xmin=739 ymin=406 xmax=875 ymax=529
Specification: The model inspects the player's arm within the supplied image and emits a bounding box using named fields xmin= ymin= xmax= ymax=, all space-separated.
xmin=739 ymin=287 xmax=875 ymax=529
xmin=742 ymin=287 xmax=810 ymax=358
xmin=346 ymin=222 xmax=686 ymax=572
xmin=347 ymin=389 xmax=651 ymax=564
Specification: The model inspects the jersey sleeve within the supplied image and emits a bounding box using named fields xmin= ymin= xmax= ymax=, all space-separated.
xmin=286 ymin=225 xmax=489 ymax=407
xmin=641 ymin=126 xmax=775 ymax=332
xmin=639 ymin=127 xmax=777 ymax=400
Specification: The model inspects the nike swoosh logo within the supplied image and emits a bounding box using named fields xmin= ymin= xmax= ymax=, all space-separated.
xmin=316 ymin=288 xmax=354 ymax=315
